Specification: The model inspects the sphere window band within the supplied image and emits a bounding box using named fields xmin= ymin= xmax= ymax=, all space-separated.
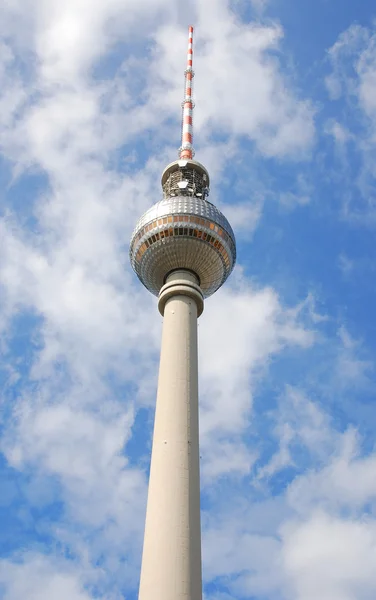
xmin=132 ymin=215 xmax=233 ymax=261
xmin=133 ymin=214 xmax=234 ymax=249
xmin=134 ymin=224 xmax=231 ymax=268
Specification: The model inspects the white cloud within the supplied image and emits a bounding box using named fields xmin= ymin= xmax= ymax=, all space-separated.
xmin=279 ymin=173 xmax=312 ymax=209
xmin=201 ymin=394 xmax=376 ymax=600
xmin=1 ymin=0 xmax=173 ymax=84
xmin=287 ymin=428 xmax=376 ymax=515
xmin=325 ymin=23 xmax=376 ymax=221
xmin=223 ymin=200 xmax=263 ymax=240
xmin=325 ymin=119 xmax=352 ymax=147
xmin=334 ymin=326 xmax=373 ymax=390
xmin=338 ymin=253 xmax=354 ymax=276
xmin=282 ymin=512 xmax=376 ymax=600
xmin=0 ymin=555 xmax=95 ymax=600
xmin=356 ymin=32 xmax=376 ymax=133
xmin=257 ymin=386 xmax=334 ymax=480
xmin=198 ymin=281 xmax=315 ymax=481
xmin=200 ymin=283 xmax=314 ymax=437
xmin=325 ymin=24 xmax=370 ymax=101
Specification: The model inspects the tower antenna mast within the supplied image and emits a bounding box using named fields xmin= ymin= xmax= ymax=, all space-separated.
xmin=179 ymin=25 xmax=195 ymax=159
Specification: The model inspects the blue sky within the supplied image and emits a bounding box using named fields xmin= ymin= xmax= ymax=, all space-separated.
xmin=1 ymin=0 xmax=376 ymax=598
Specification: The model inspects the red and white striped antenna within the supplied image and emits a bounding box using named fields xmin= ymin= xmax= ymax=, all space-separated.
xmin=179 ymin=26 xmax=195 ymax=160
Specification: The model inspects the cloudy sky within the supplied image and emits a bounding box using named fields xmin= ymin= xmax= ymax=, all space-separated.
xmin=1 ymin=0 xmax=376 ymax=598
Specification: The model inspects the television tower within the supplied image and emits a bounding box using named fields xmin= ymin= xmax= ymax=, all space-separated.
xmin=129 ymin=26 xmax=236 ymax=600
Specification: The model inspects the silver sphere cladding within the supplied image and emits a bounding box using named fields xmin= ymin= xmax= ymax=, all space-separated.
xmin=129 ymin=196 xmax=236 ymax=298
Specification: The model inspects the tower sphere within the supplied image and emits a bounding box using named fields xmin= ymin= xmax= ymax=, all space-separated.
xmin=129 ymin=159 xmax=236 ymax=298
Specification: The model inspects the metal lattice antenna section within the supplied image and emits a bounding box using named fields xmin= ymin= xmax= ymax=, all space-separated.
xmin=179 ymin=26 xmax=195 ymax=159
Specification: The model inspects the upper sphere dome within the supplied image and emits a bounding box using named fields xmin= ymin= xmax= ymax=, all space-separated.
xmin=129 ymin=195 xmax=236 ymax=298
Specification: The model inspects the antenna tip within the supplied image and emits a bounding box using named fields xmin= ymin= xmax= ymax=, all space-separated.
xmin=189 ymin=25 xmax=194 ymax=32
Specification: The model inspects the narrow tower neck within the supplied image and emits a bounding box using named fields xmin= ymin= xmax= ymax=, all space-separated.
xmin=166 ymin=269 xmax=199 ymax=286
xmin=179 ymin=26 xmax=195 ymax=160
xmin=158 ymin=269 xmax=204 ymax=317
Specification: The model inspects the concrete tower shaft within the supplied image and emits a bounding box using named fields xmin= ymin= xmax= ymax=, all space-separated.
xmin=138 ymin=271 xmax=203 ymax=600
